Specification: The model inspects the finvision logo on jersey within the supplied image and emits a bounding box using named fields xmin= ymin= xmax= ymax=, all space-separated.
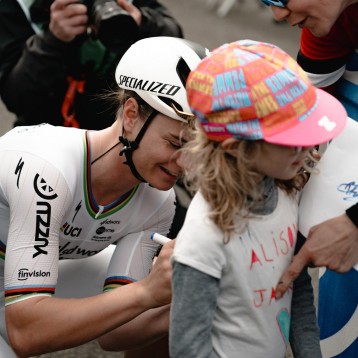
xmin=118 ymin=75 xmax=181 ymax=96
xmin=18 ymin=268 xmax=50 ymax=281
xmin=61 ymin=222 xmax=82 ymax=237
xmin=33 ymin=174 xmax=58 ymax=258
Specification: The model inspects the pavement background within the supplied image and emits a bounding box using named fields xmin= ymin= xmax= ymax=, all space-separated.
xmin=0 ymin=1 xmax=312 ymax=357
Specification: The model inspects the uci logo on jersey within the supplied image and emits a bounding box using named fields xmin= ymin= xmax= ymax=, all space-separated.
xmin=61 ymin=222 xmax=82 ymax=237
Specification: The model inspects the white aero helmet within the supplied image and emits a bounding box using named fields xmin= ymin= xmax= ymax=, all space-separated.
xmin=115 ymin=36 xmax=209 ymax=126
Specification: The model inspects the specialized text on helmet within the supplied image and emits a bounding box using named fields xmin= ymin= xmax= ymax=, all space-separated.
xmin=118 ymin=75 xmax=181 ymax=96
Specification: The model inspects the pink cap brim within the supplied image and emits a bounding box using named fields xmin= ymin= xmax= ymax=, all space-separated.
xmin=264 ymin=89 xmax=347 ymax=146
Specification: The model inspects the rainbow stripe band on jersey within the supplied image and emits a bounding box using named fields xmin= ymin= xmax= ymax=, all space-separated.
xmin=103 ymin=275 xmax=135 ymax=292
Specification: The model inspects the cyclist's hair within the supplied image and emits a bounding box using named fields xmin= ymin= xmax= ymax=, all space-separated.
xmin=116 ymin=89 xmax=153 ymax=120
xmin=100 ymin=88 xmax=153 ymax=123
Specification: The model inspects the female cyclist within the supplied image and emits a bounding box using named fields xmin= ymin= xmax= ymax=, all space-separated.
xmin=0 ymin=36 xmax=207 ymax=357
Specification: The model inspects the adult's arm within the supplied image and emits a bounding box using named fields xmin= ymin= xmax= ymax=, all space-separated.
xmin=98 ymin=295 xmax=170 ymax=351
xmin=276 ymin=212 xmax=358 ymax=298
xmin=3 ymin=152 xmax=174 ymax=357
xmin=6 ymin=243 xmax=173 ymax=357
xmin=169 ymin=262 xmax=220 ymax=358
xmin=97 ymin=193 xmax=176 ymax=351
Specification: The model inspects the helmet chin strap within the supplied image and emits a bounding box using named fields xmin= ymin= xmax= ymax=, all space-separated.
xmin=119 ymin=109 xmax=158 ymax=182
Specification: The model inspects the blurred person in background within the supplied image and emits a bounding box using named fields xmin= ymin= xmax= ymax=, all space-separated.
xmin=262 ymin=0 xmax=358 ymax=290
xmin=0 ymin=0 xmax=183 ymax=130
xmin=296 ymin=2 xmax=358 ymax=121
xmin=264 ymin=0 xmax=358 ymax=121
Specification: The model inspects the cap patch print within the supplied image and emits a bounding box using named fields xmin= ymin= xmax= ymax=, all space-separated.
xmin=187 ymin=40 xmax=347 ymax=146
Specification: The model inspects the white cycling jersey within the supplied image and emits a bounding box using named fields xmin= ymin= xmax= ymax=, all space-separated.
xmin=0 ymin=124 xmax=175 ymax=343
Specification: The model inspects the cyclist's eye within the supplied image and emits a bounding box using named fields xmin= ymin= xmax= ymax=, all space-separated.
xmin=169 ymin=141 xmax=181 ymax=149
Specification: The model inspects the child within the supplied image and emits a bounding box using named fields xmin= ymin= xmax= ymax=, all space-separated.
xmin=169 ymin=40 xmax=347 ymax=358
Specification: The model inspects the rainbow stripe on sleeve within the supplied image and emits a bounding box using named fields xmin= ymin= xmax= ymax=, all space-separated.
xmin=103 ymin=275 xmax=136 ymax=292
xmin=0 ymin=240 xmax=6 ymax=260
xmin=5 ymin=285 xmax=55 ymax=305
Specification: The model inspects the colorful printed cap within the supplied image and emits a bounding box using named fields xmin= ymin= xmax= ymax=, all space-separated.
xmin=187 ymin=40 xmax=347 ymax=146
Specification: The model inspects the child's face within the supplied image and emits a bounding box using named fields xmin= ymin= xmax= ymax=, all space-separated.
xmin=254 ymin=142 xmax=314 ymax=180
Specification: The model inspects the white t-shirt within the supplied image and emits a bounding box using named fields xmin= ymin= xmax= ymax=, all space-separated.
xmin=173 ymin=189 xmax=298 ymax=358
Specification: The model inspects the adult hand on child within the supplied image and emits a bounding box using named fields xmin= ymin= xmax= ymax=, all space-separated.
xmin=276 ymin=213 xmax=358 ymax=298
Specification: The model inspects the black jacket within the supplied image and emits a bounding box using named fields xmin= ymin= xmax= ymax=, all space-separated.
xmin=0 ymin=0 xmax=183 ymax=129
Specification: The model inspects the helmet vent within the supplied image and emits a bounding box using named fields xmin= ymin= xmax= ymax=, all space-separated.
xmin=158 ymin=96 xmax=184 ymax=112
xmin=176 ymin=57 xmax=191 ymax=88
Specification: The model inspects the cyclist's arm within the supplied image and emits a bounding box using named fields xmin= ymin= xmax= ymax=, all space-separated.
xmin=6 ymin=228 xmax=173 ymax=357
xmin=4 ymin=157 xmax=172 ymax=357
xmin=7 ymin=273 xmax=170 ymax=357
xmin=98 ymin=305 xmax=170 ymax=352
xmin=98 ymin=232 xmax=174 ymax=352
xmin=98 ymin=191 xmax=176 ymax=351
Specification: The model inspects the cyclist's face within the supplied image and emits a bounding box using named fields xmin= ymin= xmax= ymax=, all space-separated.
xmin=264 ymin=0 xmax=347 ymax=37
xmin=133 ymin=114 xmax=189 ymax=191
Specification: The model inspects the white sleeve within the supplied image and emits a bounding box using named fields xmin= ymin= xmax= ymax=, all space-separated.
xmin=104 ymin=189 xmax=176 ymax=288
xmin=104 ymin=231 xmax=160 ymax=287
xmin=2 ymin=152 xmax=72 ymax=305
xmin=173 ymin=192 xmax=226 ymax=279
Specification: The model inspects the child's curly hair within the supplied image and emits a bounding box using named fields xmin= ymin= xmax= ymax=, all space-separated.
xmin=181 ymin=128 xmax=314 ymax=240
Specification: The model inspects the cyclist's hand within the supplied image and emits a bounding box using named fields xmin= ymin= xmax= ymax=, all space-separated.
xmin=143 ymin=239 xmax=175 ymax=307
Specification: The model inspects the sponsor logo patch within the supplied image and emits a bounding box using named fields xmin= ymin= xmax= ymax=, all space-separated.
xmin=18 ymin=268 xmax=50 ymax=281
